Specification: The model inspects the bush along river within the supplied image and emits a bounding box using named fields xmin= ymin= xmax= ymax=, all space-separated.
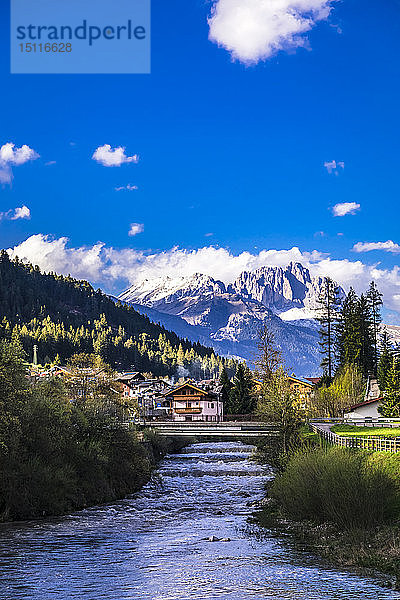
xmin=0 ymin=441 xmax=399 ymax=600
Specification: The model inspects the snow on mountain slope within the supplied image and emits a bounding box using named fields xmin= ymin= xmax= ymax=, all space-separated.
xmin=118 ymin=262 xmax=340 ymax=375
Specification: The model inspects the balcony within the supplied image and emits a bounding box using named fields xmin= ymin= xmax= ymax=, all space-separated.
xmin=174 ymin=407 xmax=202 ymax=414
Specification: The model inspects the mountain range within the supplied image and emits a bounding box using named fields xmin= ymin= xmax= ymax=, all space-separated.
xmin=119 ymin=262 xmax=345 ymax=376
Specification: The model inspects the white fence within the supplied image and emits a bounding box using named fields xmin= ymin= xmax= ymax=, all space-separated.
xmin=310 ymin=419 xmax=400 ymax=453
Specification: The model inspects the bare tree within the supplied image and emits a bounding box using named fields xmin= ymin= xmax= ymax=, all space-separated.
xmin=254 ymin=324 xmax=283 ymax=384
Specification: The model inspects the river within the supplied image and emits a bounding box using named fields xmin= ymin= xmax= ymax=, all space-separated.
xmin=0 ymin=441 xmax=399 ymax=600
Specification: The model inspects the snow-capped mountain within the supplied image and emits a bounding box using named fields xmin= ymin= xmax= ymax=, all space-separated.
xmin=119 ymin=262 xmax=344 ymax=376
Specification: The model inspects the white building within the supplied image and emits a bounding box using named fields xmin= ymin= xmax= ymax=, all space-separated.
xmin=344 ymin=398 xmax=382 ymax=419
xmin=344 ymin=376 xmax=382 ymax=419
xmin=163 ymin=381 xmax=223 ymax=422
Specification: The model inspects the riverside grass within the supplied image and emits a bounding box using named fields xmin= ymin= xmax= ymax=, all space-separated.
xmin=258 ymin=446 xmax=400 ymax=587
xmin=332 ymin=424 xmax=400 ymax=438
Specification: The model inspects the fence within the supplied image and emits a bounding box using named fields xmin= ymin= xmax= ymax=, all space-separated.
xmin=310 ymin=421 xmax=400 ymax=453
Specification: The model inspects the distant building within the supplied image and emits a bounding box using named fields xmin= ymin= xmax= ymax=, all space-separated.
xmin=304 ymin=377 xmax=322 ymax=386
xmin=287 ymin=375 xmax=315 ymax=403
xmin=345 ymin=398 xmax=382 ymax=419
xmin=344 ymin=376 xmax=382 ymax=419
xmin=163 ymin=381 xmax=223 ymax=422
xmin=116 ymin=372 xmax=146 ymax=397
xmin=253 ymin=374 xmax=316 ymax=409
xmin=116 ymin=372 xmax=172 ymax=419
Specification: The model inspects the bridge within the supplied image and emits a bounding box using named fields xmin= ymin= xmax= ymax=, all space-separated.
xmin=143 ymin=421 xmax=277 ymax=438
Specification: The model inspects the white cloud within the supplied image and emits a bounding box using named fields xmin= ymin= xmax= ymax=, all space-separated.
xmin=115 ymin=184 xmax=138 ymax=191
xmin=353 ymin=240 xmax=400 ymax=254
xmin=0 ymin=205 xmax=31 ymax=221
xmin=45 ymin=161 xmax=56 ymax=166
xmin=128 ymin=223 xmax=144 ymax=237
xmin=332 ymin=202 xmax=360 ymax=217
xmin=324 ymin=159 xmax=344 ymax=174
xmin=8 ymin=234 xmax=400 ymax=316
xmin=0 ymin=143 xmax=39 ymax=184
xmin=8 ymin=234 xmax=106 ymax=282
xmin=92 ymin=145 xmax=139 ymax=167
xmin=208 ymin=0 xmax=335 ymax=64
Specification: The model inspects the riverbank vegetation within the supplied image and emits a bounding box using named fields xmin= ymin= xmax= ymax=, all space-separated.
xmin=253 ymin=277 xmax=400 ymax=586
xmin=0 ymin=337 xmax=187 ymax=522
xmin=258 ymin=446 xmax=400 ymax=586
xmin=332 ymin=424 xmax=400 ymax=437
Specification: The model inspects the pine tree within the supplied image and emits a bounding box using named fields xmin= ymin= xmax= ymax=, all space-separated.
xmin=355 ymin=294 xmax=374 ymax=376
xmin=367 ymin=281 xmax=383 ymax=375
xmin=379 ymin=356 xmax=400 ymax=417
xmin=378 ymin=328 xmax=393 ymax=391
xmin=228 ymin=363 xmax=255 ymax=415
xmin=336 ymin=287 xmax=359 ymax=367
xmin=317 ymin=277 xmax=341 ymax=379
xmin=336 ymin=289 xmax=374 ymax=377
xmin=219 ymin=367 xmax=232 ymax=406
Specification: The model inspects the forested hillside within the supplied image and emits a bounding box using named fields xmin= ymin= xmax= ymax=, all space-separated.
xmin=0 ymin=251 xmax=234 ymax=377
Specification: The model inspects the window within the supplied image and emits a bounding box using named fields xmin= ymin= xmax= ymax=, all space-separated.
xmin=211 ymin=403 xmax=214 ymax=409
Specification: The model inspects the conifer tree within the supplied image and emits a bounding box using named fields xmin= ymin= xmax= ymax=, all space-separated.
xmin=218 ymin=366 xmax=232 ymax=406
xmin=336 ymin=287 xmax=359 ymax=367
xmin=336 ymin=289 xmax=374 ymax=377
xmin=228 ymin=363 xmax=255 ymax=415
xmin=317 ymin=277 xmax=341 ymax=379
xmin=379 ymin=356 xmax=400 ymax=417
xmin=377 ymin=328 xmax=393 ymax=391
xmin=367 ymin=281 xmax=383 ymax=374
xmin=355 ymin=294 xmax=374 ymax=376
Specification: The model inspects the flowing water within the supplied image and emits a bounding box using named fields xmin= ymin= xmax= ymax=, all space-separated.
xmin=0 ymin=442 xmax=399 ymax=600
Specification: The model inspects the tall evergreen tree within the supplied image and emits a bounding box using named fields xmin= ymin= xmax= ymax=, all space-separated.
xmin=218 ymin=367 xmax=232 ymax=406
xmin=355 ymin=294 xmax=374 ymax=376
xmin=379 ymin=356 xmax=400 ymax=417
xmin=317 ymin=277 xmax=341 ymax=379
xmin=377 ymin=328 xmax=393 ymax=392
xmin=367 ymin=281 xmax=383 ymax=375
xmin=228 ymin=363 xmax=255 ymax=415
xmin=336 ymin=287 xmax=359 ymax=367
xmin=336 ymin=289 xmax=374 ymax=377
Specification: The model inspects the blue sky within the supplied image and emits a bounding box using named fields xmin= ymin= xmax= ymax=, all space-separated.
xmin=1 ymin=0 xmax=400 ymax=318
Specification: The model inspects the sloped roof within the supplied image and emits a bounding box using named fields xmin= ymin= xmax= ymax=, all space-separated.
xmin=288 ymin=375 xmax=314 ymax=388
xmin=350 ymin=397 xmax=383 ymax=411
xmin=305 ymin=377 xmax=321 ymax=385
xmin=164 ymin=381 xmax=216 ymax=397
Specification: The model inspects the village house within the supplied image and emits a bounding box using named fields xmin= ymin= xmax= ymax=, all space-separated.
xmin=254 ymin=374 xmax=316 ymax=409
xmin=344 ymin=376 xmax=382 ymax=420
xmin=287 ymin=375 xmax=316 ymax=405
xmin=163 ymin=381 xmax=223 ymax=422
xmin=115 ymin=372 xmax=172 ymax=419
xmin=116 ymin=372 xmax=146 ymax=397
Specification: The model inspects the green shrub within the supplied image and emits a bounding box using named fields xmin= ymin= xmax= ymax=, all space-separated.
xmin=270 ymin=446 xmax=400 ymax=529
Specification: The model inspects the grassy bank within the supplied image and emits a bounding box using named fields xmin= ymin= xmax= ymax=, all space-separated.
xmin=257 ymin=446 xmax=400 ymax=587
xmin=332 ymin=424 xmax=400 ymax=437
